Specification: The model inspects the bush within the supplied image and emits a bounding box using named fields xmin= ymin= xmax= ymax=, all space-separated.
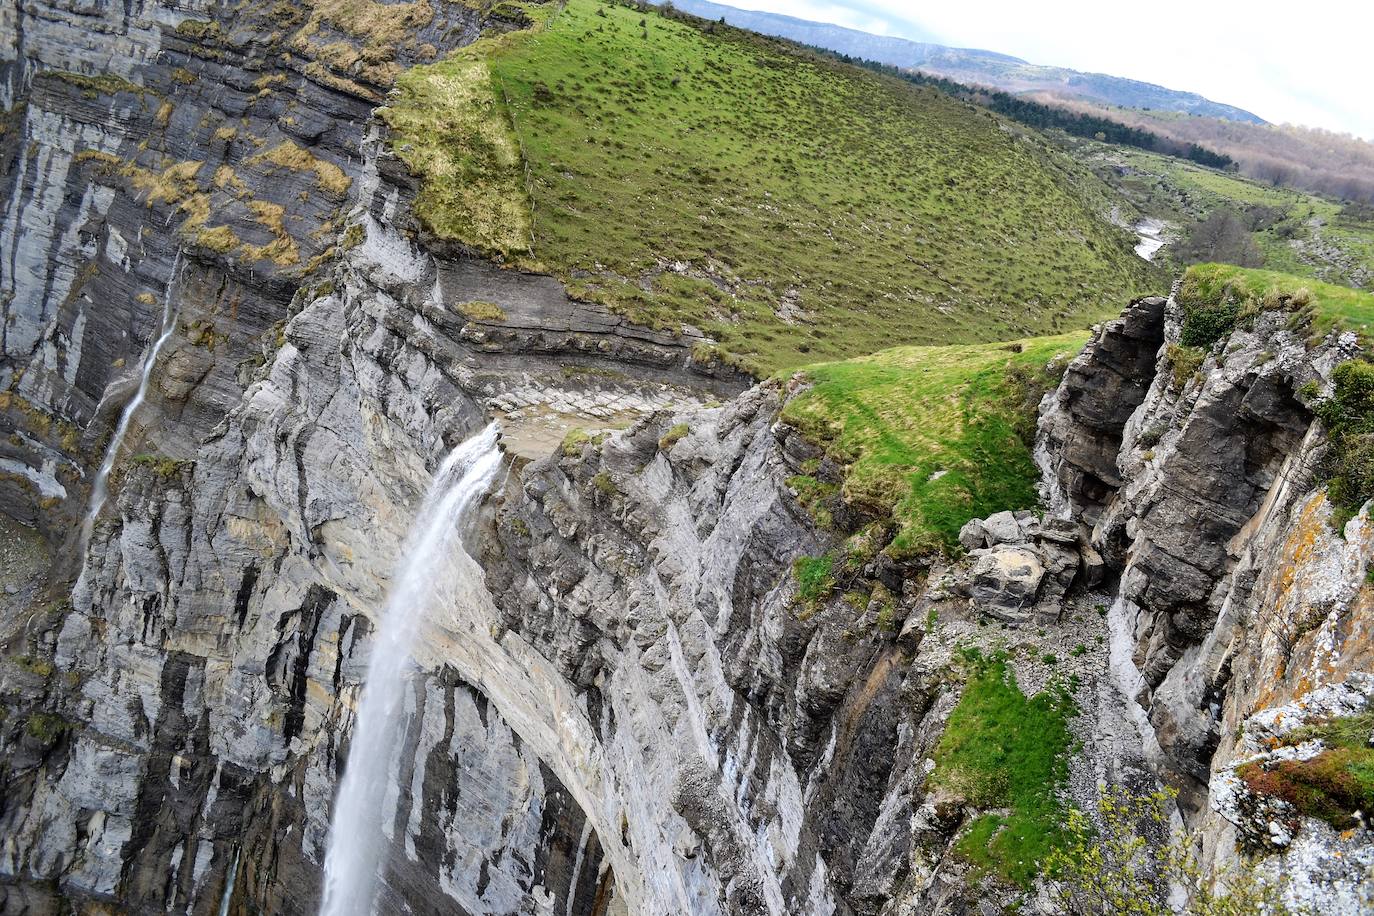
xmin=1045 ymin=787 xmax=1294 ymax=916
xmin=1317 ymin=360 xmax=1374 ymax=524
xmin=1166 ymin=343 xmax=1205 ymax=390
xmin=1180 ymin=302 xmax=1239 ymax=349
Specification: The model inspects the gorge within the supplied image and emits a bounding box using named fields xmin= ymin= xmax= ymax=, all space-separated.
xmin=2 ymin=1 xmax=1372 ymax=915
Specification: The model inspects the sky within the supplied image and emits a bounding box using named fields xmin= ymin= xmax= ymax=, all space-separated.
xmin=725 ymin=0 xmax=1374 ymax=139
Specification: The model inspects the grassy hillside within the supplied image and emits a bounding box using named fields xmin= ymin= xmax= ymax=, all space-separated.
xmin=780 ymin=332 xmax=1087 ymax=558
xmin=1068 ymin=140 xmax=1374 ymax=289
xmin=382 ymin=0 xmax=1157 ymax=373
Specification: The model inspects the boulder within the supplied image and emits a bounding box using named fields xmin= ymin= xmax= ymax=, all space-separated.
xmin=981 ymin=511 xmax=1022 ymax=546
xmin=961 ymin=545 xmax=1045 ymax=623
xmin=958 ymin=517 xmax=988 ymax=551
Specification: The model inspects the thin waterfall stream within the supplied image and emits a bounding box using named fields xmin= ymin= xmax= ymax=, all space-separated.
xmin=79 ymin=249 xmax=184 ymax=552
xmin=318 ymin=424 xmax=503 ymax=916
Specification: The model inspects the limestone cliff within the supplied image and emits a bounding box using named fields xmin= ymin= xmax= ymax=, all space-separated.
xmin=1 ymin=0 xmax=1372 ymax=914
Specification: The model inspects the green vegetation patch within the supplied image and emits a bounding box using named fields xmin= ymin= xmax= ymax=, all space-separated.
xmin=455 ymin=300 xmax=508 ymax=322
xmin=1165 ymin=342 xmax=1205 ymax=390
xmin=384 ymin=0 xmax=1155 ymax=373
xmin=1314 ymin=360 xmax=1374 ymax=528
xmin=780 ymin=333 xmax=1085 ymax=558
xmin=1179 ymin=263 xmax=1374 ymax=351
xmin=793 ymin=553 xmax=837 ymax=613
xmin=42 ymin=70 xmax=151 ymax=99
xmin=658 ymin=423 xmax=689 ymax=451
xmin=379 ymin=7 xmax=543 ymax=256
xmin=25 ymin=712 xmax=69 ymax=745
xmin=1238 ymin=709 xmax=1374 ymax=830
xmin=933 ymin=652 xmax=1075 ymax=888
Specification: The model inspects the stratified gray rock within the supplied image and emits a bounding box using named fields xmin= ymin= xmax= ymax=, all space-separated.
xmin=1035 ymin=292 xmax=1374 ymax=912
xmin=958 ymin=517 xmax=987 ymax=551
xmin=980 ymin=510 xmax=1022 ymax=546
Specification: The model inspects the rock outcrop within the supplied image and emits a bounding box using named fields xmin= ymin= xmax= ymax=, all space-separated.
xmin=1037 ymin=293 xmax=1374 ymax=910
xmin=3 ymin=2 xmax=1373 ymax=914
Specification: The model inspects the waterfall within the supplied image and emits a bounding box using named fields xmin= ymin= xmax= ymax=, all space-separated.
xmin=79 ymin=249 xmax=184 ymax=551
xmin=318 ymin=424 xmax=503 ymax=916
xmin=217 ymin=847 xmax=240 ymax=916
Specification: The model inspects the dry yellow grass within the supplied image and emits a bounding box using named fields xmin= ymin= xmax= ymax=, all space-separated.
xmin=247 ymin=141 xmax=352 ymax=198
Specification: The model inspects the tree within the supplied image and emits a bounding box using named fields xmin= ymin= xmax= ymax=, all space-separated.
xmin=1173 ymin=209 xmax=1263 ymax=268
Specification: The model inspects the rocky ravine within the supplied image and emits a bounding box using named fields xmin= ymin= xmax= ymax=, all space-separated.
xmin=3 ymin=3 xmax=1374 ymax=916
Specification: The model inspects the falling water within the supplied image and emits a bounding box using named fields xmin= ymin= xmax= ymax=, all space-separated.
xmin=79 ymin=250 xmax=184 ymax=551
xmin=217 ymin=847 xmax=240 ymax=916
xmin=318 ymin=424 xmax=503 ymax=916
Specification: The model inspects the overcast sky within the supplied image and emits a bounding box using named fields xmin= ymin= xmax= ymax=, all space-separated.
xmin=732 ymin=1 xmax=1374 ymax=139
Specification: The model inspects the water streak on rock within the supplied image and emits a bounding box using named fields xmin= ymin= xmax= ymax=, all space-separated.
xmin=79 ymin=249 xmax=184 ymax=553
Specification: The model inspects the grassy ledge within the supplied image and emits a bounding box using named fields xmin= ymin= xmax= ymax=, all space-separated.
xmin=1179 ymin=263 xmax=1374 ymax=346
xmin=932 ymin=651 xmax=1074 ymax=888
xmin=780 ymin=332 xmax=1087 ymax=558
xmin=379 ymin=6 xmax=545 ymax=256
xmin=382 ymin=0 xmax=1156 ymax=373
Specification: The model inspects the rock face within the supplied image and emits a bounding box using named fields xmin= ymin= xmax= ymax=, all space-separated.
xmin=3 ymin=4 xmax=1373 ymax=915
xmin=1037 ymin=294 xmax=1374 ymax=910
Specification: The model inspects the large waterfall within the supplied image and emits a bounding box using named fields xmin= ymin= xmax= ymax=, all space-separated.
xmin=79 ymin=249 xmax=183 ymax=552
xmin=318 ymin=424 xmax=503 ymax=916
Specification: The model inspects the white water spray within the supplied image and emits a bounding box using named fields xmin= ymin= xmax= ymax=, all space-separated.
xmin=80 ymin=250 xmax=184 ymax=551
xmin=318 ymin=424 xmax=503 ymax=916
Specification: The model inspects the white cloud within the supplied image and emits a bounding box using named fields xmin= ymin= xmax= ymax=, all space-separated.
xmin=728 ymin=0 xmax=1374 ymax=138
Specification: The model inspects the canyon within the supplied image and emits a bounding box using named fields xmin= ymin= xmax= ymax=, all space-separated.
xmin=2 ymin=1 xmax=1372 ymax=914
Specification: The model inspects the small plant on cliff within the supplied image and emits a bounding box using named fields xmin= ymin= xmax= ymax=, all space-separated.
xmin=1166 ymin=343 xmax=1206 ymax=390
xmin=24 ymin=712 xmax=69 ymax=745
xmin=454 ymin=300 xmax=507 ymax=322
xmin=658 ymin=423 xmax=690 ymax=451
xmin=1045 ymin=787 xmax=1294 ymax=916
xmin=793 ymin=553 xmax=836 ymax=613
xmin=1314 ymin=359 xmax=1374 ymax=529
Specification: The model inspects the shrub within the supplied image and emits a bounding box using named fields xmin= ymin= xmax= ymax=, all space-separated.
xmin=1045 ymin=787 xmax=1293 ymax=916
xmin=1166 ymin=343 xmax=1205 ymax=390
xmin=1316 ymin=360 xmax=1374 ymax=525
xmin=1180 ymin=301 xmax=1239 ymax=349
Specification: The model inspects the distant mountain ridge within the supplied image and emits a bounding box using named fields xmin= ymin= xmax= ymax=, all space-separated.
xmin=662 ymin=0 xmax=1266 ymax=125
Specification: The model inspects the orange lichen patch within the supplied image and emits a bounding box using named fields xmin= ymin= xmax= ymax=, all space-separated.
xmin=1271 ymin=493 xmax=1328 ymax=612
